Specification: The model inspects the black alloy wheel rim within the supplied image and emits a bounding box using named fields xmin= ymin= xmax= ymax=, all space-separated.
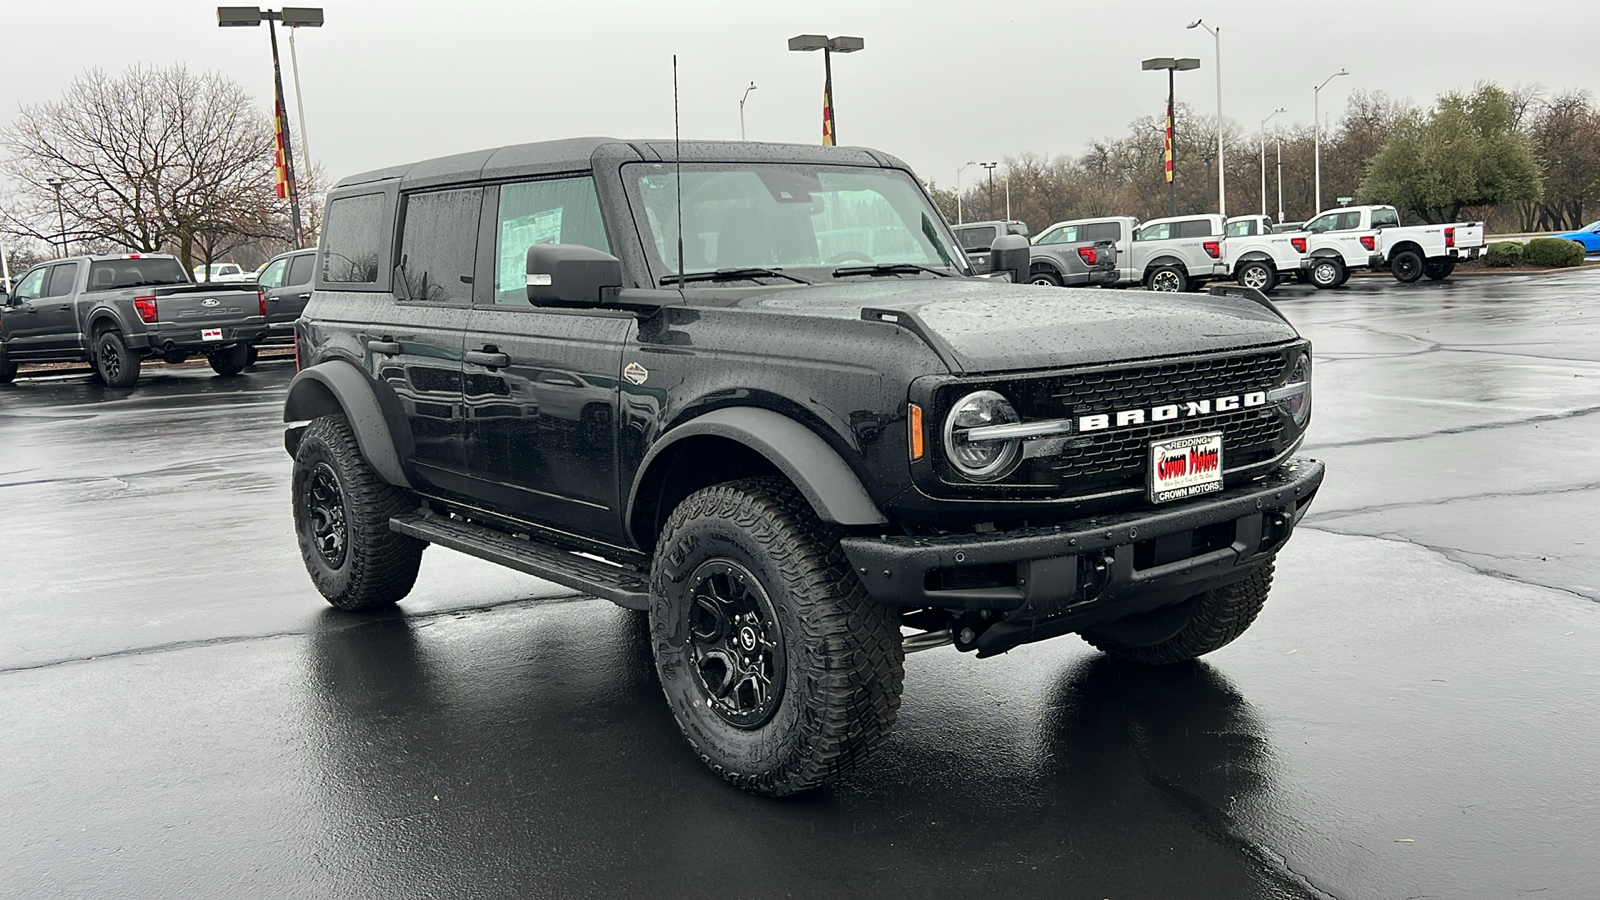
xmin=1152 ymin=271 xmax=1180 ymax=291
xmin=99 ymin=337 xmax=120 ymax=381
xmin=685 ymin=559 xmax=786 ymax=728
xmin=1396 ymin=255 xmax=1420 ymax=279
xmin=304 ymin=462 xmax=348 ymax=568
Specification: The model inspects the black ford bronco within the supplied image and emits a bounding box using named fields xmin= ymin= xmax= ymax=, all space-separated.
xmin=283 ymin=138 xmax=1323 ymax=796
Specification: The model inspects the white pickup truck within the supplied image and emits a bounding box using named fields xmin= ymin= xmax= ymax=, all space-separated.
xmin=1049 ymin=214 xmax=1229 ymax=291
xmin=1224 ymin=215 xmax=1308 ymax=293
xmin=1302 ymin=205 xmax=1486 ymax=289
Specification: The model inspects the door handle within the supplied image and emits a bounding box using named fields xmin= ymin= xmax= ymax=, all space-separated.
xmin=296 ymin=293 xmax=312 ymax=300
xmin=465 ymin=349 xmax=510 ymax=369
xmin=267 ymin=295 xmax=281 ymax=303
xmin=369 ymin=340 xmax=401 ymax=355
xmin=58 ymin=304 xmax=72 ymax=311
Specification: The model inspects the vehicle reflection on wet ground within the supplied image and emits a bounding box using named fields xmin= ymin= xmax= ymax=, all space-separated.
xmin=2 ymin=270 xmax=1597 ymax=898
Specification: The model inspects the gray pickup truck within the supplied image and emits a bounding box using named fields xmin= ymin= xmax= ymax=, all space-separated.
xmin=952 ymin=219 xmax=1118 ymax=287
xmin=0 ymin=253 xmax=268 ymax=387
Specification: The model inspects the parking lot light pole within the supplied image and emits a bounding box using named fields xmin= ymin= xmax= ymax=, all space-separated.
xmin=44 ymin=176 xmax=68 ymax=256
xmin=979 ymin=162 xmax=998 ymax=221
xmin=787 ymin=34 xmax=863 ymax=146
xmin=1314 ymin=68 xmax=1349 ymax=215
xmin=217 ymin=7 xmax=325 ymax=249
xmin=1276 ymin=138 xmax=1286 ymax=224
xmin=1259 ymin=107 xmax=1285 ymax=218
xmin=285 ymin=20 xmax=316 ymax=177
xmin=956 ymin=160 xmax=975 ymax=224
xmin=1142 ymin=57 xmax=1201 ymax=217
xmin=739 ymin=82 xmax=757 ymax=141
xmin=1187 ymin=20 xmax=1225 ymax=218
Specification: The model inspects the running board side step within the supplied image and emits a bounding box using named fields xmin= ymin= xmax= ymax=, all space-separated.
xmin=390 ymin=511 xmax=650 ymax=610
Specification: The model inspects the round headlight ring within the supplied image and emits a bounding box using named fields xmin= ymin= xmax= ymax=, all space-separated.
xmin=1288 ymin=352 xmax=1312 ymax=425
xmin=943 ymin=390 xmax=1023 ymax=482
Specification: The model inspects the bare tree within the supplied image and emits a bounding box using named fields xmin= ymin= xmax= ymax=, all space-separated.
xmin=0 ymin=65 xmax=285 ymax=267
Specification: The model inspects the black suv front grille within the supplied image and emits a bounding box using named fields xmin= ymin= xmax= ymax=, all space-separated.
xmin=1005 ymin=348 xmax=1296 ymax=497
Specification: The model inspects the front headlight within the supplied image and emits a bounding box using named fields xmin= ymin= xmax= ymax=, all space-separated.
xmin=1284 ymin=352 xmax=1311 ymax=425
xmin=943 ymin=390 xmax=1023 ymax=482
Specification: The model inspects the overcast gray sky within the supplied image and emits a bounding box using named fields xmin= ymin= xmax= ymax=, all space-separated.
xmin=5 ymin=0 xmax=1596 ymax=191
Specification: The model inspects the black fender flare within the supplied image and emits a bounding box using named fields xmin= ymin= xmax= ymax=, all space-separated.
xmin=1027 ymin=256 xmax=1064 ymax=275
xmin=626 ymin=406 xmax=887 ymax=539
xmin=1143 ymin=255 xmax=1187 ymax=276
xmin=1308 ymin=248 xmax=1344 ymax=259
xmin=1233 ymin=251 xmax=1274 ymax=267
xmin=282 ymin=360 xmax=413 ymax=489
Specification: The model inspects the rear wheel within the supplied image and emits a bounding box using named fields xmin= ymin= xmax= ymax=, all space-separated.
xmin=649 ymin=477 xmax=905 ymax=796
xmin=208 ymin=344 xmax=249 ymax=377
xmin=1028 ymin=267 xmax=1063 ymax=287
xmin=292 ymin=414 xmax=425 ymax=611
xmin=0 ymin=343 xmax=16 ymax=384
xmin=1236 ymin=260 xmax=1277 ymax=293
xmin=245 ymin=344 xmax=260 ymax=367
xmin=1423 ymin=259 xmax=1455 ymax=281
xmin=1308 ymin=257 xmax=1345 ymax=290
xmin=1082 ymin=560 xmax=1276 ymax=665
xmin=1146 ymin=265 xmax=1189 ymax=293
xmin=95 ymin=330 xmax=141 ymax=388
xmin=1390 ymin=249 xmax=1425 ymax=283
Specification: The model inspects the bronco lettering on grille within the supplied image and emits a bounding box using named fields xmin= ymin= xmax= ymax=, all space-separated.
xmin=1079 ymin=391 xmax=1266 ymax=433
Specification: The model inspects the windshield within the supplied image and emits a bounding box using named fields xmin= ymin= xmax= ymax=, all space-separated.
xmin=88 ymin=258 xmax=189 ymax=291
xmin=625 ymin=163 xmax=966 ymax=282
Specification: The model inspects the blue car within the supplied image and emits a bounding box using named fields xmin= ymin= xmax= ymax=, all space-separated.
xmin=1555 ymin=220 xmax=1600 ymax=255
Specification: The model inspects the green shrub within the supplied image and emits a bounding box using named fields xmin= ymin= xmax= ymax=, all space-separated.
xmin=1522 ymin=237 xmax=1586 ymax=268
xmin=1483 ymin=241 xmax=1523 ymax=267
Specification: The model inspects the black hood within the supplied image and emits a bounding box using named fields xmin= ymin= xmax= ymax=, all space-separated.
xmin=727 ymin=279 xmax=1299 ymax=374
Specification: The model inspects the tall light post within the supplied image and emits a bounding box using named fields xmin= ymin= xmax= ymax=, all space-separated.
xmin=1141 ymin=57 xmax=1201 ymax=217
xmin=1259 ymin=107 xmax=1286 ymax=218
xmin=979 ymin=162 xmax=998 ymax=220
xmin=217 ymin=7 xmax=325 ymax=249
xmin=739 ymin=81 xmax=757 ymax=141
xmin=285 ymin=19 xmax=316 ymax=177
xmin=1314 ymin=68 xmax=1349 ymax=216
xmin=956 ymin=160 xmax=975 ymax=224
xmin=1187 ymin=19 xmax=1225 ymax=217
xmin=1276 ymin=137 xmax=1286 ymax=224
xmin=787 ymin=34 xmax=864 ymax=146
xmin=44 ymin=176 xmax=68 ymax=256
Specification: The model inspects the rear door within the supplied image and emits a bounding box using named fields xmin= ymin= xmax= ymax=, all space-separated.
xmin=464 ymin=176 xmax=631 ymax=543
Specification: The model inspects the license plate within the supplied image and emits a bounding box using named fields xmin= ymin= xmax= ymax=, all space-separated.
xmin=201 ymin=329 xmax=223 ymax=341
xmin=1149 ymin=432 xmax=1224 ymax=503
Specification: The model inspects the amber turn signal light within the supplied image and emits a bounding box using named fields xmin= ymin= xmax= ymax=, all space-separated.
xmin=908 ymin=403 xmax=924 ymax=460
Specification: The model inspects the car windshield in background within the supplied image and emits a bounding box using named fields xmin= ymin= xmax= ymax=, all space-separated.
xmin=86 ymin=258 xmax=189 ymax=291
xmin=625 ymin=163 xmax=963 ymax=282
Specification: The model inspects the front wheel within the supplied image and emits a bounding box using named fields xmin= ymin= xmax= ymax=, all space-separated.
xmin=292 ymin=415 xmax=425 ymax=610
xmin=1236 ymin=260 xmax=1277 ymax=293
xmin=1029 ymin=267 xmax=1064 ymax=287
xmin=649 ymin=477 xmax=905 ymax=796
xmin=95 ymin=330 xmax=141 ymax=388
xmin=1390 ymin=249 xmax=1425 ymax=283
xmin=1308 ymin=257 xmax=1345 ymax=290
xmin=1081 ymin=560 xmax=1276 ymax=665
xmin=1423 ymin=259 xmax=1455 ymax=281
xmin=1146 ymin=265 xmax=1189 ymax=293
xmin=208 ymin=344 xmax=250 ymax=377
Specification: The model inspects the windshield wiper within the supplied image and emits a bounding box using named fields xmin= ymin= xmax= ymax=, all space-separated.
xmin=660 ymin=267 xmax=812 ymax=286
xmin=831 ymin=263 xmax=952 ymax=278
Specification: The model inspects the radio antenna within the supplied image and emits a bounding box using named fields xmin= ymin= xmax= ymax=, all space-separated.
xmin=673 ymin=54 xmax=685 ymax=288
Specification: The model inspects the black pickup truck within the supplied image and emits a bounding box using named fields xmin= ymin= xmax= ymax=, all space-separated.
xmin=0 ymin=253 xmax=268 ymax=387
xmin=283 ymin=138 xmax=1324 ymax=796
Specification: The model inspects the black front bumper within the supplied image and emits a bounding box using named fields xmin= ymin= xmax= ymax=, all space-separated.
xmin=840 ymin=458 xmax=1324 ymax=656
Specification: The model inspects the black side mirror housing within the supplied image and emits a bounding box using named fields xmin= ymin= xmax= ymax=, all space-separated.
xmin=526 ymin=244 xmax=624 ymax=308
xmin=989 ymin=234 xmax=1030 ymax=284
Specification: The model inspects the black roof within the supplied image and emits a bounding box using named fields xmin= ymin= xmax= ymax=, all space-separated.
xmin=332 ymin=139 xmax=911 ymax=193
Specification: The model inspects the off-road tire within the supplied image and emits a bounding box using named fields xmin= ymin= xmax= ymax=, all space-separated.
xmin=1423 ymin=259 xmax=1455 ymax=281
xmin=1390 ymin=249 xmax=1425 ymax=283
xmin=0 ymin=344 xmax=16 ymax=384
xmin=95 ymin=329 xmax=141 ymax=388
xmin=1028 ymin=267 xmax=1064 ymax=287
xmin=1147 ymin=265 xmax=1189 ymax=293
xmin=208 ymin=343 xmax=249 ymax=377
xmin=1237 ymin=260 xmax=1277 ymax=293
xmin=1309 ymin=257 xmax=1345 ymax=290
xmin=292 ymin=414 xmax=425 ymax=611
xmin=649 ymin=477 xmax=905 ymax=797
xmin=1081 ymin=559 xmax=1276 ymax=665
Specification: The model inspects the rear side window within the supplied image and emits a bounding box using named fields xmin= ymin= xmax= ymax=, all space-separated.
xmin=1134 ymin=223 xmax=1170 ymax=241
xmin=1370 ymin=208 xmax=1400 ymax=228
xmin=86 ymin=258 xmax=188 ymax=291
xmin=287 ymin=253 xmax=316 ymax=286
xmin=1081 ymin=221 xmax=1121 ymax=242
xmin=399 ymin=188 xmax=483 ymax=305
xmin=1225 ymin=219 xmax=1258 ymax=238
xmin=494 ymin=176 xmax=611 ymax=304
xmin=1176 ymin=219 xmax=1215 ymax=238
xmin=321 ymin=194 xmax=384 ymax=284
xmin=956 ymin=226 xmax=996 ymax=251
xmin=45 ymin=264 xmax=78 ymax=297
xmin=1336 ymin=211 xmax=1363 ymax=230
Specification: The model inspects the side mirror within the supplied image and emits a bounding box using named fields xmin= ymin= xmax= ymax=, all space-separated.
xmin=989 ymin=234 xmax=1030 ymax=284
xmin=526 ymin=244 xmax=623 ymax=308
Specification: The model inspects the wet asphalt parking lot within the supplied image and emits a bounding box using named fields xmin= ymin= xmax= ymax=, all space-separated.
xmin=3 ymin=270 xmax=1598 ymax=900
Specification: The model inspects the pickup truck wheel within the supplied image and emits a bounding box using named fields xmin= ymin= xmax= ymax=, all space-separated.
xmin=1390 ymin=249 xmax=1425 ymax=283
xmin=95 ymin=330 xmax=141 ymax=388
xmin=208 ymin=344 xmax=249 ymax=377
xmin=1308 ymin=257 xmax=1345 ymax=290
xmin=1237 ymin=260 xmax=1277 ymax=292
xmin=0 ymin=344 xmax=16 ymax=384
xmin=649 ymin=477 xmax=905 ymax=797
xmin=1423 ymin=260 xmax=1455 ymax=281
xmin=245 ymin=344 xmax=259 ymax=367
xmin=291 ymin=414 xmax=425 ymax=611
xmin=1028 ymin=267 xmax=1063 ymax=287
xmin=1146 ymin=265 xmax=1188 ymax=293
xmin=1082 ymin=559 xmax=1275 ymax=665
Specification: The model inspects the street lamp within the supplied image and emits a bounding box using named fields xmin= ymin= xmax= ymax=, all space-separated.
xmin=217 ymin=6 xmax=325 ymax=249
xmin=1141 ymin=56 xmax=1201 ymax=217
xmin=787 ymin=34 xmax=864 ymax=146
xmin=1314 ymin=68 xmax=1349 ymax=216
xmin=44 ymin=176 xmax=68 ymax=256
xmin=1187 ymin=19 xmax=1225 ymax=218
xmin=956 ymin=160 xmax=975 ymax=224
xmin=979 ymin=162 xmax=998 ymax=220
xmin=1259 ymin=107 xmax=1286 ymax=218
xmin=739 ymin=81 xmax=757 ymax=141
